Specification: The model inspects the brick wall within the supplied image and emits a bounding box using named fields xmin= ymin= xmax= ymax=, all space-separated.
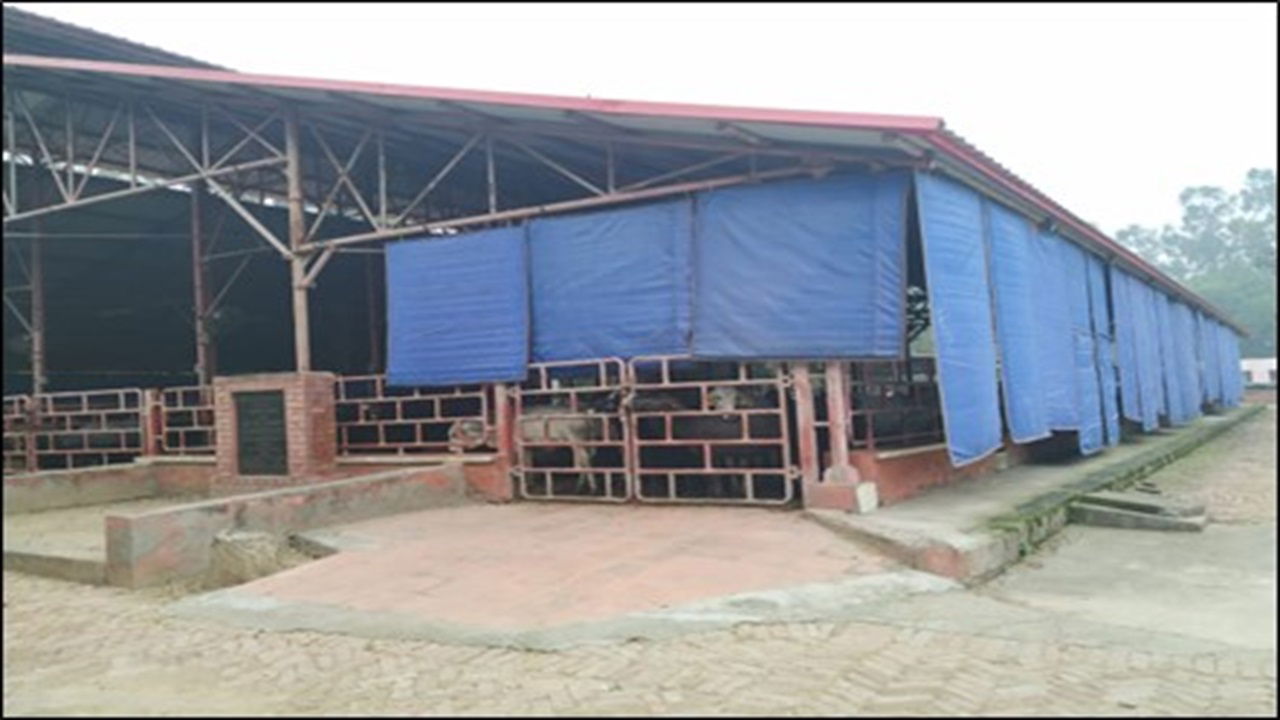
xmin=212 ymin=372 xmax=337 ymax=492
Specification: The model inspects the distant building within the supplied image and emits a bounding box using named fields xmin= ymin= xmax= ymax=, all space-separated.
xmin=1241 ymin=357 xmax=1277 ymax=386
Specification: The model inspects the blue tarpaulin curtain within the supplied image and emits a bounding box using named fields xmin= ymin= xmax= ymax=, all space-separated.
xmin=914 ymin=172 xmax=1003 ymax=466
xmin=385 ymin=226 xmax=530 ymax=387
xmin=1203 ymin=314 xmax=1224 ymax=404
xmin=1170 ymin=301 xmax=1202 ymax=421
xmin=1194 ymin=311 xmax=1214 ymax=405
xmin=1133 ymin=280 xmax=1164 ymax=430
xmin=1058 ymin=237 xmax=1104 ymax=455
xmin=1218 ymin=322 xmax=1243 ymax=407
xmin=1086 ymin=254 xmax=1120 ymax=446
xmin=1110 ymin=265 xmax=1143 ymax=424
xmin=690 ymin=172 xmax=909 ymax=358
xmin=528 ymin=200 xmax=692 ymax=362
xmin=1033 ymin=228 xmax=1080 ymax=431
xmin=1155 ymin=292 xmax=1187 ymax=424
xmin=984 ymin=199 xmax=1050 ymax=443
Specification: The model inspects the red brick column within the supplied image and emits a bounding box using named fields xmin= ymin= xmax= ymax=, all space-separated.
xmin=212 ymin=372 xmax=337 ymax=493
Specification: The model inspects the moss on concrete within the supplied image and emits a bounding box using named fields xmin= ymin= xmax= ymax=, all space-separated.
xmin=982 ymin=404 xmax=1265 ymax=557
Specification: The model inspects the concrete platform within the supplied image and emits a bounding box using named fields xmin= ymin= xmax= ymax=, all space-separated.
xmin=808 ymin=405 xmax=1263 ymax=583
xmin=169 ymin=504 xmax=956 ymax=649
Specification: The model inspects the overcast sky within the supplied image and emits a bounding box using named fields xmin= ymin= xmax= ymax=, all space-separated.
xmin=12 ymin=2 xmax=1277 ymax=235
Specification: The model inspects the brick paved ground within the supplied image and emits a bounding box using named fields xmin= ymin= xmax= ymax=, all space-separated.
xmin=4 ymin=406 xmax=1275 ymax=716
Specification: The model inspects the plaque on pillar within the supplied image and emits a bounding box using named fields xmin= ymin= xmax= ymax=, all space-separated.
xmin=233 ymin=390 xmax=287 ymax=475
xmin=212 ymin=372 xmax=337 ymax=491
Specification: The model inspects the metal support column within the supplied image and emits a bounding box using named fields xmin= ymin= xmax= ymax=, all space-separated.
xmin=191 ymin=180 xmax=215 ymax=384
xmin=364 ymin=254 xmax=380 ymax=373
xmin=30 ymin=221 xmax=46 ymax=397
xmin=824 ymin=361 xmax=852 ymax=476
xmin=284 ymin=110 xmax=311 ymax=372
xmin=790 ymin=365 xmax=820 ymax=484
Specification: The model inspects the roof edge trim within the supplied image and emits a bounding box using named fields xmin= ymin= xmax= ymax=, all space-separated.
xmin=1 ymin=53 xmax=943 ymax=133
xmin=922 ymin=130 xmax=1247 ymax=336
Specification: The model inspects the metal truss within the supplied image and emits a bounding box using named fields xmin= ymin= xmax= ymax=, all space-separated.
xmin=2 ymin=77 xmax=923 ymax=375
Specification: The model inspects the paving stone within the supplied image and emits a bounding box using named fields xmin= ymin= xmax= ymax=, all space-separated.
xmin=4 ymin=407 xmax=1276 ymax=716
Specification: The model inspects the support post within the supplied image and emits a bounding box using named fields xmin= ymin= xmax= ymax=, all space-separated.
xmin=802 ymin=361 xmax=876 ymax=513
xmin=483 ymin=382 xmax=515 ymax=501
xmin=790 ymin=365 xmax=819 ymax=484
xmin=191 ymin=180 xmax=215 ymax=384
xmin=285 ymin=110 xmax=311 ymax=372
xmin=364 ymin=254 xmax=381 ymax=373
xmin=824 ymin=361 xmax=851 ymax=473
xmin=30 ymin=221 xmax=46 ymax=397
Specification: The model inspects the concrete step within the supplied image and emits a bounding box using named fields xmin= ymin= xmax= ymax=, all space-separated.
xmin=1075 ymin=490 xmax=1205 ymax=518
xmin=1067 ymin=502 xmax=1207 ymax=532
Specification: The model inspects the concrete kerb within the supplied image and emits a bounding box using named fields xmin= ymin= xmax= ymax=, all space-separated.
xmin=808 ymin=404 xmax=1265 ymax=585
xmin=104 ymin=464 xmax=470 ymax=588
xmin=2 ymin=548 xmax=106 ymax=585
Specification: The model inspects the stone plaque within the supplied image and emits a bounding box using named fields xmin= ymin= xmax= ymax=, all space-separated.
xmin=234 ymin=390 xmax=287 ymax=475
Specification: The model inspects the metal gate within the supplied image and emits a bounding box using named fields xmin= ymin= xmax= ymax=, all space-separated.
xmin=512 ymin=356 xmax=797 ymax=505
xmin=513 ymin=358 xmax=631 ymax=501
xmin=628 ymin=356 xmax=796 ymax=504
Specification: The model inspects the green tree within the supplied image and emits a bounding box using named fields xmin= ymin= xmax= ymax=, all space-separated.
xmin=1116 ymin=168 xmax=1276 ymax=358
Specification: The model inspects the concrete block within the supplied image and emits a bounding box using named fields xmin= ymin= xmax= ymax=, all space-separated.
xmin=1067 ymin=502 xmax=1206 ymax=532
xmin=1076 ymin=490 xmax=1205 ymax=517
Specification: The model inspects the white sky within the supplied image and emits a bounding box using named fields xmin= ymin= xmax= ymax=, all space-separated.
xmin=10 ymin=2 xmax=1277 ymax=235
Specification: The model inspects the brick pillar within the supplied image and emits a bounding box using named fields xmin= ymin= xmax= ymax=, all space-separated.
xmin=212 ymin=372 xmax=337 ymax=493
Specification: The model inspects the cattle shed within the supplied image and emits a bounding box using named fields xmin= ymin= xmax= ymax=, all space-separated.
xmin=2 ymin=7 xmax=1246 ymax=511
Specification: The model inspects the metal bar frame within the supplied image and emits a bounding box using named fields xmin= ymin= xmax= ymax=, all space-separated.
xmin=502 ymin=136 xmax=604 ymax=196
xmin=514 ymin=358 xmax=631 ymax=503
xmin=28 ymin=387 xmax=146 ymax=471
xmin=627 ymin=356 xmax=795 ymax=505
xmin=301 ymin=163 xmax=824 ymax=253
xmin=390 ymin=131 xmax=483 ymax=227
xmin=333 ymin=374 xmax=493 ymax=456
xmin=158 ymin=384 xmax=216 ymax=454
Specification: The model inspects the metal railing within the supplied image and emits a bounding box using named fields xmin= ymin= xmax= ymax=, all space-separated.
xmin=159 ymin=385 xmax=216 ymax=454
xmin=628 ymin=356 xmax=795 ymax=504
xmin=333 ymin=374 xmax=494 ymax=456
xmin=513 ymin=358 xmax=630 ymax=501
xmin=3 ymin=395 xmax=33 ymax=474
xmin=847 ymin=357 xmax=945 ymax=452
xmin=26 ymin=387 xmax=147 ymax=470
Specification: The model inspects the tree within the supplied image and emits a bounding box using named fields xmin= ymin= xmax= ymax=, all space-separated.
xmin=1117 ymin=169 xmax=1276 ymax=358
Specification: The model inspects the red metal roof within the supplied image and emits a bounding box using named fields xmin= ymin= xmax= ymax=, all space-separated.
xmin=0 ymin=52 xmax=1243 ymax=333
xmin=2 ymin=6 xmax=225 ymax=69
xmin=1 ymin=53 xmax=942 ymax=133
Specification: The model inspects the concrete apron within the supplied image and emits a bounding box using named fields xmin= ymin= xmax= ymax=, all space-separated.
xmin=163 ymin=502 xmax=957 ymax=650
xmin=169 ymin=568 xmax=958 ymax=652
xmin=808 ymin=405 xmax=1265 ymax=585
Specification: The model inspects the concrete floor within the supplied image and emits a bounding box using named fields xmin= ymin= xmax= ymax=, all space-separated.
xmin=3 ymin=496 xmax=204 ymax=560
xmin=170 ymin=503 xmax=945 ymax=649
